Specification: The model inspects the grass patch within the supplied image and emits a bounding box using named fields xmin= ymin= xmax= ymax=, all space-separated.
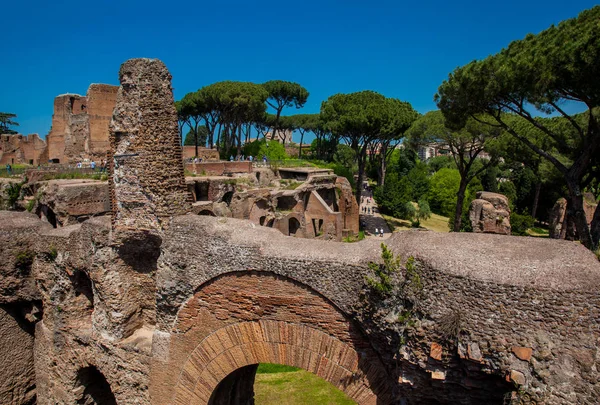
xmin=527 ymin=227 xmax=549 ymax=237
xmin=257 ymin=363 xmax=300 ymax=374
xmin=254 ymin=368 xmax=356 ymax=405
xmin=282 ymin=181 xmax=302 ymax=190
xmin=381 ymin=212 xmax=450 ymax=233
xmin=343 ymin=230 xmax=365 ymax=243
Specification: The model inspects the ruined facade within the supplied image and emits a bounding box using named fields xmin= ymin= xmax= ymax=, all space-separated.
xmin=45 ymin=84 xmax=118 ymax=164
xmin=549 ymin=194 xmax=598 ymax=240
xmin=0 ymin=133 xmax=47 ymax=166
xmin=1 ymin=59 xmax=600 ymax=405
xmin=468 ymin=191 xmax=511 ymax=235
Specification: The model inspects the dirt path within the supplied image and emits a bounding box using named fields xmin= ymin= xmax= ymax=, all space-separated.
xmin=359 ymin=184 xmax=391 ymax=240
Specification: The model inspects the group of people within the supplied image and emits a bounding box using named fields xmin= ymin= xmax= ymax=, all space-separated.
xmin=74 ymin=160 xmax=108 ymax=172
xmin=373 ymin=227 xmax=385 ymax=237
xmin=229 ymin=155 xmax=268 ymax=163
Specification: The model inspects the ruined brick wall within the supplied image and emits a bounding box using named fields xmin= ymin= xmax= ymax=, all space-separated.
xmin=45 ymin=84 xmax=117 ymax=164
xmin=185 ymin=161 xmax=252 ymax=176
xmin=87 ymin=84 xmax=118 ymax=159
xmin=109 ymin=58 xmax=191 ymax=231
xmin=154 ymin=216 xmax=600 ymax=404
xmin=0 ymin=133 xmax=47 ymax=166
xmin=182 ymin=146 xmax=220 ymax=161
xmin=152 ymin=272 xmax=392 ymax=404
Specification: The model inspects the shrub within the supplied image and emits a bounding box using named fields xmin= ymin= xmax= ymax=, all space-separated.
xmin=511 ymin=212 xmax=535 ymax=236
xmin=15 ymin=250 xmax=35 ymax=274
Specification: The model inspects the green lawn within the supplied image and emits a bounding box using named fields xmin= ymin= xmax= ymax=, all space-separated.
xmin=381 ymin=212 xmax=450 ymax=233
xmin=254 ymin=364 xmax=356 ymax=405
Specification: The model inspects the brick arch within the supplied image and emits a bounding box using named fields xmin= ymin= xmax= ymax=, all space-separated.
xmin=169 ymin=271 xmax=393 ymax=405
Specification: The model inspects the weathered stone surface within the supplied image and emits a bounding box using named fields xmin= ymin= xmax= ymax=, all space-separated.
xmin=23 ymin=179 xmax=110 ymax=227
xmin=512 ymin=346 xmax=533 ymax=362
xmin=0 ymin=133 xmax=46 ymax=166
xmin=45 ymin=84 xmax=118 ymax=164
xmin=109 ymin=58 xmax=191 ymax=233
xmin=549 ymin=194 xmax=598 ymax=240
xmin=430 ymin=342 xmax=443 ymax=361
xmin=0 ymin=305 xmax=36 ymax=405
xmin=469 ymin=191 xmax=511 ymax=235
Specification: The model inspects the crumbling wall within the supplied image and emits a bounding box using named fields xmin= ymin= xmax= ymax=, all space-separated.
xmin=469 ymin=191 xmax=511 ymax=235
xmin=109 ymin=58 xmax=191 ymax=232
xmin=0 ymin=134 xmax=47 ymax=166
xmin=45 ymin=84 xmax=118 ymax=164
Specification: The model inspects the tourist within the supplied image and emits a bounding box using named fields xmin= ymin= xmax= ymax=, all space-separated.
xmin=229 ymin=155 xmax=234 ymax=162
xmin=380 ymin=228 xmax=384 ymax=237
xmin=90 ymin=160 xmax=96 ymax=170
xmin=5 ymin=164 xmax=11 ymax=175
xmin=374 ymin=227 xmax=378 ymax=236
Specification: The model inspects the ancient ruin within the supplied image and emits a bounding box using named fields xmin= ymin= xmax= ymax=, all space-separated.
xmin=468 ymin=191 xmax=511 ymax=235
xmin=1 ymin=58 xmax=599 ymax=405
xmin=0 ymin=133 xmax=47 ymax=166
xmin=45 ymin=84 xmax=118 ymax=164
xmin=549 ymin=193 xmax=598 ymax=240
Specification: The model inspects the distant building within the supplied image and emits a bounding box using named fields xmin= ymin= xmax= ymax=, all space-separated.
xmin=265 ymin=129 xmax=293 ymax=144
xmin=417 ymin=142 xmax=450 ymax=161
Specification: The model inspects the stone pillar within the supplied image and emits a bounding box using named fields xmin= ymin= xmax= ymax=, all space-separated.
xmin=108 ymin=58 xmax=191 ymax=234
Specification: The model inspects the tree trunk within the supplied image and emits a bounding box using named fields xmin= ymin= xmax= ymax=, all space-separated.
xmin=590 ymin=202 xmax=600 ymax=251
xmin=298 ymin=131 xmax=304 ymax=159
xmin=531 ymin=182 xmax=541 ymax=219
xmin=355 ymin=151 xmax=367 ymax=208
xmin=194 ymin=121 xmax=199 ymax=158
xmin=377 ymin=144 xmax=388 ymax=187
xmin=565 ymin=181 xmax=594 ymax=249
xmin=453 ymin=177 xmax=469 ymax=232
xmin=236 ymin=124 xmax=242 ymax=157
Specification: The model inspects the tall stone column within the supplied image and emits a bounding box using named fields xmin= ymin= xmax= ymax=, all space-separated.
xmin=92 ymin=58 xmax=191 ymax=340
xmin=109 ymin=58 xmax=190 ymax=234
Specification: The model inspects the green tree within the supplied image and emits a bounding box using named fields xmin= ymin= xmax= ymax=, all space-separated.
xmin=407 ymin=111 xmax=502 ymax=231
xmin=184 ymin=126 xmax=209 ymax=147
xmin=0 ymin=113 xmax=19 ymax=134
xmin=262 ymin=81 xmax=309 ymax=146
xmin=333 ymin=144 xmax=356 ymax=168
xmin=244 ymin=139 xmax=287 ymax=161
xmin=428 ymin=168 xmax=461 ymax=218
xmin=436 ymin=6 xmax=600 ymax=249
xmin=370 ymin=99 xmax=420 ymax=187
xmin=321 ymin=91 xmax=408 ymax=204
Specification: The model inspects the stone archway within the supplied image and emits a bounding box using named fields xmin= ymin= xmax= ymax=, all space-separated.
xmin=166 ymin=272 xmax=393 ymax=405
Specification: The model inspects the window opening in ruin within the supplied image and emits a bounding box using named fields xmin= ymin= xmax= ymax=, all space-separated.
xmin=277 ymin=196 xmax=297 ymax=211
xmin=71 ymin=270 xmax=94 ymax=308
xmin=266 ymin=218 xmax=274 ymax=228
xmin=51 ymin=158 xmax=60 ymax=164
xmin=259 ymin=216 xmax=266 ymax=226
xmin=288 ymin=217 xmax=301 ymax=236
xmin=222 ymin=191 xmax=234 ymax=207
xmin=256 ymin=172 xmax=261 ymax=182
xmin=195 ymin=182 xmax=210 ymax=202
xmin=198 ymin=210 xmax=215 ymax=216
xmin=317 ymin=189 xmax=339 ymax=212
xmin=38 ymin=205 xmax=58 ymax=228
xmin=311 ymin=218 xmax=325 ymax=236
xmin=70 ymin=97 xmax=76 ymax=114
xmin=75 ymin=366 xmax=117 ymax=405
xmin=29 ymin=159 xmax=33 ymax=165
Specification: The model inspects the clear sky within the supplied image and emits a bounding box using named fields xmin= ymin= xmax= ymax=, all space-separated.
xmin=1 ymin=0 xmax=597 ymax=140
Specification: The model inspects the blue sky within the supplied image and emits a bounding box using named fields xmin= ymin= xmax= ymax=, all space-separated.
xmin=1 ymin=0 xmax=596 ymax=141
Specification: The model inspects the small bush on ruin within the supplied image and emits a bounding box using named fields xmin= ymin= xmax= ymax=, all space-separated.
xmin=15 ymin=250 xmax=35 ymax=274
xmin=365 ymin=243 xmax=401 ymax=296
xmin=26 ymin=199 xmax=36 ymax=212
xmin=7 ymin=181 xmax=23 ymax=207
xmin=47 ymin=245 xmax=58 ymax=261
xmin=437 ymin=309 xmax=464 ymax=343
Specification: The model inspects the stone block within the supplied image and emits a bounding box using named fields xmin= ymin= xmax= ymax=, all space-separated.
xmin=512 ymin=346 xmax=533 ymax=361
